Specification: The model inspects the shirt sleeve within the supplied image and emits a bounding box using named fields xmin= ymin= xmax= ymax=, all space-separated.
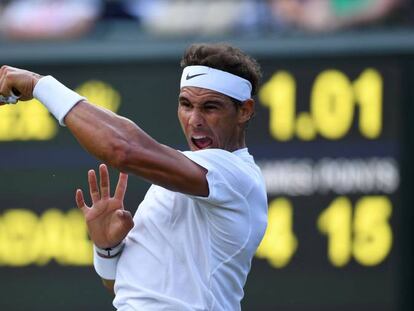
xmin=182 ymin=149 xmax=254 ymax=206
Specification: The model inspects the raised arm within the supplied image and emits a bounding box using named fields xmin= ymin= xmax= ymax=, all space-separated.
xmin=65 ymin=100 xmax=208 ymax=196
xmin=0 ymin=66 xmax=209 ymax=196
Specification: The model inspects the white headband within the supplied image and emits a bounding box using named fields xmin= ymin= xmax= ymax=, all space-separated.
xmin=180 ymin=65 xmax=252 ymax=101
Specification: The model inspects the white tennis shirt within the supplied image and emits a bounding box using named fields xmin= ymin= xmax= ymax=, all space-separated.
xmin=113 ymin=148 xmax=268 ymax=310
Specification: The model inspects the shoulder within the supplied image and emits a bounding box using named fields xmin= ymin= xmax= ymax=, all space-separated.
xmin=182 ymin=148 xmax=252 ymax=177
xmin=183 ymin=148 xmax=238 ymax=162
xmin=183 ymin=148 xmax=263 ymax=195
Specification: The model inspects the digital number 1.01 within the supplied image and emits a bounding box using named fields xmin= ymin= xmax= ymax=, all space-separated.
xmin=259 ymin=68 xmax=383 ymax=141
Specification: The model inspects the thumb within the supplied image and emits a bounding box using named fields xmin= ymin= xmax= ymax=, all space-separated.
xmin=116 ymin=210 xmax=134 ymax=230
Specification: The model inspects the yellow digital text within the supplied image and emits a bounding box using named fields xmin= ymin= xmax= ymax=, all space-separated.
xmin=0 ymin=208 xmax=92 ymax=267
xmin=259 ymin=68 xmax=383 ymax=141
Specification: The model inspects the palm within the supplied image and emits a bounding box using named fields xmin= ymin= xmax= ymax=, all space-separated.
xmin=85 ymin=197 xmax=128 ymax=248
xmin=76 ymin=164 xmax=134 ymax=248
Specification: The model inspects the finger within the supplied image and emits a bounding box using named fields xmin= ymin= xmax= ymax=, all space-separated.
xmin=75 ymin=189 xmax=89 ymax=213
xmin=114 ymin=173 xmax=128 ymax=201
xmin=0 ymin=74 xmax=7 ymax=97
xmin=0 ymin=67 xmax=12 ymax=98
xmin=0 ymin=66 xmax=6 ymax=88
xmin=88 ymin=169 xmax=100 ymax=203
xmin=99 ymin=164 xmax=110 ymax=199
xmin=12 ymin=87 xmax=21 ymax=96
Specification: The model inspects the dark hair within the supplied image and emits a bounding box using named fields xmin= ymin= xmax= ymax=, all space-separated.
xmin=180 ymin=43 xmax=262 ymax=96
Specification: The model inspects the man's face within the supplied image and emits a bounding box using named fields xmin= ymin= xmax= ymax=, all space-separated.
xmin=178 ymin=86 xmax=244 ymax=152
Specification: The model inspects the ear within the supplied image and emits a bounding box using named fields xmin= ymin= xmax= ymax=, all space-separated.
xmin=238 ymin=99 xmax=255 ymax=124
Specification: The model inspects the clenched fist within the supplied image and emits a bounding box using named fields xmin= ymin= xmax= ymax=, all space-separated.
xmin=0 ymin=65 xmax=42 ymax=102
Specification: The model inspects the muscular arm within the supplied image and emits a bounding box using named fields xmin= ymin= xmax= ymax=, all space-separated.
xmin=0 ymin=67 xmax=208 ymax=293
xmin=65 ymin=100 xmax=209 ymax=196
xmin=0 ymin=66 xmax=208 ymax=196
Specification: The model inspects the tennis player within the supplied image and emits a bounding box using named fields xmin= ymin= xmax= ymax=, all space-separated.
xmin=0 ymin=43 xmax=268 ymax=310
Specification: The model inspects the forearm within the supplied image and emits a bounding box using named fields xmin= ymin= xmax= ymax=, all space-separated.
xmin=64 ymin=100 xmax=208 ymax=195
xmin=32 ymin=75 xmax=207 ymax=195
xmin=102 ymin=278 xmax=115 ymax=294
xmin=93 ymin=244 xmax=123 ymax=295
xmin=64 ymin=100 xmax=156 ymax=171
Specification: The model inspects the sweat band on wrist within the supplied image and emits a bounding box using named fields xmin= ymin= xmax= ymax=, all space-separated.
xmin=93 ymin=242 xmax=124 ymax=280
xmin=180 ymin=65 xmax=252 ymax=101
xmin=95 ymin=241 xmax=125 ymax=258
xmin=33 ymin=75 xmax=85 ymax=126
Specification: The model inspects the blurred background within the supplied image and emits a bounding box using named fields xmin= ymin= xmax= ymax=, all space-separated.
xmin=0 ymin=0 xmax=413 ymax=310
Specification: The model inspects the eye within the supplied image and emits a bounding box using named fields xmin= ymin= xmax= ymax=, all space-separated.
xmin=205 ymin=105 xmax=217 ymax=110
xmin=204 ymin=102 xmax=220 ymax=111
xmin=179 ymin=101 xmax=191 ymax=108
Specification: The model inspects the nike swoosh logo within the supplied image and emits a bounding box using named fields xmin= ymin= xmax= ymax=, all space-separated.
xmin=186 ymin=73 xmax=207 ymax=80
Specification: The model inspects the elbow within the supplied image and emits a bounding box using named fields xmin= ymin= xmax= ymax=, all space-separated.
xmin=107 ymin=139 xmax=132 ymax=171
xmin=107 ymin=138 xmax=147 ymax=173
xmin=102 ymin=123 xmax=157 ymax=172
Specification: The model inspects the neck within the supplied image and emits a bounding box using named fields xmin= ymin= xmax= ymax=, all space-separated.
xmin=227 ymin=132 xmax=246 ymax=152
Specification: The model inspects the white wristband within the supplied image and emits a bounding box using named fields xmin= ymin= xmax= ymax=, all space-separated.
xmin=93 ymin=245 xmax=121 ymax=280
xmin=33 ymin=75 xmax=85 ymax=126
xmin=95 ymin=241 xmax=125 ymax=258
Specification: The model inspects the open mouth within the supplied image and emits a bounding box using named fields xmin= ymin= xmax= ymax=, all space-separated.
xmin=191 ymin=136 xmax=213 ymax=149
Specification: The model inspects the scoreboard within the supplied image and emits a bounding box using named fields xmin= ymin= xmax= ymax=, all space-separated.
xmin=0 ymin=35 xmax=413 ymax=311
xmin=246 ymin=60 xmax=403 ymax=310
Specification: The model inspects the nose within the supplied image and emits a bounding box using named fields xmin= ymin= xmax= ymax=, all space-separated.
xmin=188 ymin=109 xmax=205 ymax=128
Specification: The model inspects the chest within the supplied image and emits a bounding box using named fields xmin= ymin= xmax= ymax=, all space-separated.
xmin=135 ymin=185 xmax=207 ymax=230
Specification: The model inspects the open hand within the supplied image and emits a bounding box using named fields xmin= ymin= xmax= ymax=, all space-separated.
xmin=76 ymin=164 xmax=134 ymax=249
